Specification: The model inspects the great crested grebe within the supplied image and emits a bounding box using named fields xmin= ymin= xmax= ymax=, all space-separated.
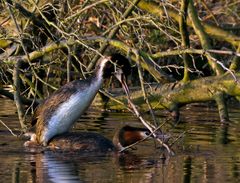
xmin=46 ymin=125 xmax=152 ymax=153
xmin=29 ymin=56 xmax=130 ymax=146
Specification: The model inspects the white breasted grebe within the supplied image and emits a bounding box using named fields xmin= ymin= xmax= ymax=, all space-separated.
xmin=30 ymin=56 xmax=130 ymax=146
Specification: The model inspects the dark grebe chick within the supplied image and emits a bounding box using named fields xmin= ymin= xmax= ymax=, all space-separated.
xmin=30 ymin=56 xmax=129 ymax=146
xmin=47 ymin=125 xmax=151 ymax=153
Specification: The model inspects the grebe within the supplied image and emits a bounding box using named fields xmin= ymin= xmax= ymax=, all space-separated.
xmin=25 ymin=125 xmax=152 ymax=153
xmin=30 ymin=56 xmax=130 ymax=146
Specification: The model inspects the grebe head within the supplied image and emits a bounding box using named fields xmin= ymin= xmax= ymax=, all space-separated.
xmin=93 ymin=54 xmax=131 ymax=92
xmin=113 ymin=125 xmax=151 ymax=151
xmin=102 ymin=53 xmax=131 ymax=78
xmin=94 ymin=56 xmax=112 ymax=79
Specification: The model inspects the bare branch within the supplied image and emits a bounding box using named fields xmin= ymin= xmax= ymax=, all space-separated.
xmin=0 ymin=119 xmax=18 ymax=137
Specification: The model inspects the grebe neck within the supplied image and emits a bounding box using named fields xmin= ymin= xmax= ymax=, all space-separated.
xmin=92 ymin=56 xmax=110 ymax=82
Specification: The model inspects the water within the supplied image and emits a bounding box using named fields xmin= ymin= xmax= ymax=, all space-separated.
xmin=0 ymin=98 xmax=240 ymax=183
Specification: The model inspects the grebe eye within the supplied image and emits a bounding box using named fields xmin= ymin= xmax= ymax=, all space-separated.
xmin=145 ymin=131 xmax=151 ymax=136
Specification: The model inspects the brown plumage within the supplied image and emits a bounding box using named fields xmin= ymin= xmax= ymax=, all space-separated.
xmin=47 ymin=125 xmax=151 ymax=152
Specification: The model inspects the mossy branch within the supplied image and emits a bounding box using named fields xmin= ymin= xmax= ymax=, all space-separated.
xmin=4 ymin=38 xmax=173 ymax=83
xmin=13 ymin=60 xmax=27 ymax=131
xmin=96 ymin=73 xmax=240 ymax=114
xmin=188 ymin=0 xmax=224 ymax=75
xmin=179 ymin=0 xmax=190 ymax=82
xmin=137 ymin=0 xmax=240 ymax=47
xmin=230 ymin=44 xmax=240 ymax=72
xmin=4 ymin=37 xmax=240 ymax=84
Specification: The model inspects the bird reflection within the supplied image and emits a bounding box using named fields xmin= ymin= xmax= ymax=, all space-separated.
xmin=29 ymin=153 xmax=83 ymax=183
xmin=27 ymin=150 xmax=166 ymax=183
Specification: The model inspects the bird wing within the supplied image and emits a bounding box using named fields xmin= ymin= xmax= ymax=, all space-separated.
xmin=31 ymin=80 xmax=85 ymax=127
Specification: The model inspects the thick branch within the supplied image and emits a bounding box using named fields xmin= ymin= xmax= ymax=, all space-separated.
xmin=4 ymin=38 xmax=173 ymax=83
xmin=13 ymin=60 xmax=27 ymax=131
xmin=137 ymin=0 xmax=240 ymax=47
xmin=95 ymin=73 xmax=240 ymax=112
xmin=152 ymin=48 xmax=240 ymax=59
xmin=4 ymin=40 xmax=71 ymax=64
xmin=0 ymin=88 xmax=39 ymax=107
xmin=179 ymin=0 xmax=190 ymax=82
xmin=188 ymin=0 xmax=224 ymax=75
xmin=230 ymin=44 xmax=240 ymax=72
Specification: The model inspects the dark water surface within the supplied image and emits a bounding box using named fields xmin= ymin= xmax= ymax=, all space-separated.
xmin=0 ymin=99 xmax=240 ymax=183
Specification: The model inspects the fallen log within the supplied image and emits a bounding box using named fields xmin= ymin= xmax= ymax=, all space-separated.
xmin=93 ymin=73 xmax=240 ymax=121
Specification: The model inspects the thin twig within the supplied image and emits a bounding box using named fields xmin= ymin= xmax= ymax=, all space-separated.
xmin=169 ymin=128 xmax=194 ymax=147
xmin=64 ymin=0 xmax=108 ymax=23
xmin=115 ymin=69 xmax=174 ymax=155
xmin=135 ymin=51 xmax=158 ymax=127
xmin=119 ymin=125 xmax=163 ymax=153
xmin=0 ymin=119 xmax=18 ymax=137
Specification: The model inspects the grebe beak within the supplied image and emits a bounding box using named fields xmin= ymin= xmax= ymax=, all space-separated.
xmin=139 ymin=130 xmax=171 ymax=143
xmin=142 ymin=128 xmax=171 ymax=142
xmin=114 ymin=68 xmax=130 ymax=95
xmin=154 ymin=131 xmax=171 ymax=142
